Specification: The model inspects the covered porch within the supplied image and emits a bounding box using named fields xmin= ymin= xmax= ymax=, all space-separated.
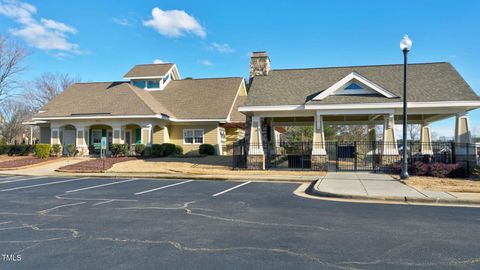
xmin=240 ymin=104 xmax=477 ymax=172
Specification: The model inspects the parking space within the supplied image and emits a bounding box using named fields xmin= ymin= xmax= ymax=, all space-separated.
xmin=1 ymin=175 xmax=480 ymax=270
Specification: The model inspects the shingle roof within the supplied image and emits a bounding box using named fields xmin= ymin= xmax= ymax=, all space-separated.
xmin=245 ymin=62 xmax=479 ymax=106
xmin=229 ymin=96 xmax=247 ymax=122
xmin=149 ymin=77 xmax=244 ymax=120
xmin=35 ymin=78 xmax=245 ymax=122
xmin=124 ymin=63 xmax=174 ymax=78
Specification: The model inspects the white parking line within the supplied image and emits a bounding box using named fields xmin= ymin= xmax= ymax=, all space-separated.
xmin=65 ymin=179 xmax=136 ymax=193
xmin=1 ymin=178 xmax=86 ymax=192
xmin=212 ymin=181 xmax=251 ymax=197
xmin=134 ymin=180 xmax=193 ymax=195
xmin=0 ymin=176 xmax=23 ymax=182
xmin=0 ymin=176 xmax=48 ymax=184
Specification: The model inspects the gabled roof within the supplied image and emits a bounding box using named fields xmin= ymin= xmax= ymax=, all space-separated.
xmin=34 ymin=78 xmax=246 ymax=122
xmin=124 ymin=63 xmax=175 ymax=79
xmin=245 ymin=62 xmax=480 ymax=106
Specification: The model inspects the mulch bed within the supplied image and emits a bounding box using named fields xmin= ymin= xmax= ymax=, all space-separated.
xmin=58 ymin=157 xmax=138 ymax=172
xmin=0 ymin=157 xmax=60 ymax=169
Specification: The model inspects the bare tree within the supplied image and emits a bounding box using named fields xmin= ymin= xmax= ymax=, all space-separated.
xmin=0 ymin=35 xmax=28 ymax=105
xmin=24 ymin=72 xmax=80 ymax=111
xmin=0 ymin=100 xmax=31 ymax=143
xmin=408 ymin=124 xmax=420 ymax=140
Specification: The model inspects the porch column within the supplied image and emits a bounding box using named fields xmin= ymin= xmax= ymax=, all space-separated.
xmin=382 ymin=114 xmax=398 ymax=156
xmin=367 ymin=124 xmax=377 ymax=156
xmin=454 ymin=112 xmax=474 ymax=159
xmin=76 ymin=126 xmax=89 ymax=156
xmin=311 ymin=113 xmax=327 ymax=171
xmin=51 ymin=128 xmax=60 ymax=145
xmin=112 ymin=125 xmax=123 ymax=144
xmin=247 ymin=116 xmax=265 ymax=170
xmin=420 ymin=123 xmax=433 ymax=155
xmin=141 ymin=124 xmax=152 ymax=146
xmin=455 ymin=112 xmax=471 ymax=144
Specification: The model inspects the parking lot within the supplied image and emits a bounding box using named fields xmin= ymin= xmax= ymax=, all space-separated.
xmin=0 ymin=175 xmax=480 ymax=269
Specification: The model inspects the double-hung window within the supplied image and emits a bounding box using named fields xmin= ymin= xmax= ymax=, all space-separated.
xmin=183 ymin=129 xmax=204 ymax=144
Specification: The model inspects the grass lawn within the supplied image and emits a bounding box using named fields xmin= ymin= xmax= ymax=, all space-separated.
xmin=392 ymin=175 xmax=480 ymax=193
xmin=109 ymin=156 xmax=327 ymax=177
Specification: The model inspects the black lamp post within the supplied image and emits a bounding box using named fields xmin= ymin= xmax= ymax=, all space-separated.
xmin=400 ymin=35 xmax=412 ymax=179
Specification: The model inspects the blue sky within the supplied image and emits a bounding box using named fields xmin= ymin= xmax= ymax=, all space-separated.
xmin=0 ymin=0 xmax=479 ymax=137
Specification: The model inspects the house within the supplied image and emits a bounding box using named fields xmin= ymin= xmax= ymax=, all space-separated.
xmin=239 ymin=51 xmax=480 ymax=170
xmin=30 ymin=63 xmax=247 ymax=155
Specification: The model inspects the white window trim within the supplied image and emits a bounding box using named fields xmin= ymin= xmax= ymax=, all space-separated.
xmin=183 ymin=129 xmax=204 ymax=145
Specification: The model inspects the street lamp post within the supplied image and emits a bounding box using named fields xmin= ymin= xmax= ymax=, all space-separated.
xmin=400 ymin=35 xmax=412 ymax=180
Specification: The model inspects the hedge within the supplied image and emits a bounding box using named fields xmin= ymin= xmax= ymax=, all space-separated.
xmin=388 ymin=161 xmax=467 ymax=178
xmin=51 ymin=144 xmax=62 ymax=156
xmin=175 ymin=145 xmax=183 ymax=155
xmin=199 ymin=144 xmax=216 ymax=155
xmin=151 ymin=143 xmax=182 ymax=157
xmin=34 ymin=144 xmax=51 ymax=159
xmin=151 ymin=144 xmax=164 ymax=157
xmin=135 ymin=144 xmax=146 ymax=156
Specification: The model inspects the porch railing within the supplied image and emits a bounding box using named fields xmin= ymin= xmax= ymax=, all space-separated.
xmin=232 ymin=140 xmax=477 ymax=175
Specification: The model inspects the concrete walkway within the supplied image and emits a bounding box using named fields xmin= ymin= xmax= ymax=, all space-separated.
xmin=312 ymin=172 xmax=480 ymax=205
xmin=0 ymin=158 xmax=87 ymax=176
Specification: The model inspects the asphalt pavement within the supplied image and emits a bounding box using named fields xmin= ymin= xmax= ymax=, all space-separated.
xmin=0 ymin=175 xmax=479 ymax=270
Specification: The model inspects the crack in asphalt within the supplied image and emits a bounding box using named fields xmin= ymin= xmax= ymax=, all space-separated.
xmin=0 ymin=223 xmax=80 ymax=243
xmin=37 ymin=202 xmax=86 ymax=215
xmin=119 ymin=201 xmax=333 ymax=231
xmin=93 ymin=236 xmax=357 ymax=270
xmin=338 ymin=257 xmax=480 ymax=267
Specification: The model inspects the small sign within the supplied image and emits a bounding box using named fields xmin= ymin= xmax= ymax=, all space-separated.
xmin=101 ymin=137 xmax=107 ymax=150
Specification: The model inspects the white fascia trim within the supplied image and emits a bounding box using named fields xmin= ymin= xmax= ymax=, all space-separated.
xmin=32 ymin=114 xmax=167 ymax=121
xmin=22 ymin=120 xmax=48 ymax=125
xmin=169 ymin=118 xmax=227 ymax=122
xmin=240 ymin=100 xmax=480 ymax=112
xmin=124 ymin=76 xmax=165 ymax=80
xmin=313 ymin=72 xmax=397 ymax=100
xmin=239 ymin=105 xmax=305 ymax=112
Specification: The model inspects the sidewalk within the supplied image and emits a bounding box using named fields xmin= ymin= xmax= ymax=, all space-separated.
xmin=0 ymin=158 xmax=88 ymax=176
xmin=311 ymin=172 xmax=480 ymax=206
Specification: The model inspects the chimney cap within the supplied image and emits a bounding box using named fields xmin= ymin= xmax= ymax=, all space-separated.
xmin=251 ymin=51 xmax=269 ymax=58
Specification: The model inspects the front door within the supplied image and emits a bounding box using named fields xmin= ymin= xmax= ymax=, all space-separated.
xmin=62 ymin=129 xmax=76 ymax=155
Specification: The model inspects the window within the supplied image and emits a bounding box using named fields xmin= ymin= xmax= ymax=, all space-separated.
xmin=147 ymin=80 xmax=160 ymax=89
xmin=163 ymin=74 xmax=170 ymax=83
xmin=92 ymin=130 xmax=102 ymax=144
xmin=133 ymin=80 xmax=146 ymax=89
xmin=183 ymin=129 xmax=204 ymax=144
xmin=344 ymin=83 xmax=363 ymax=90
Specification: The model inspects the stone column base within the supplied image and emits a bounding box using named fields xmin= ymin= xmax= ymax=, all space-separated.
xmin=381 ymin=155 xmax=401 ymax=166
xmin=247 ymin=155 xmax=265 ymax=170
xmin=76 ymin=146 xmax=90 ymax=157
xmin=311 ymin=155 xmax=328 ymax=171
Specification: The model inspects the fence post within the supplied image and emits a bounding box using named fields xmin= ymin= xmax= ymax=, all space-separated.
xmin=354 ymin=141 xmax=357 ymax=171
xmin=335 ymin=142 xmax=339 ymax=171
xmin=451 ymin=142 xmax=456 ymax=164
xmin=466 ymin=142 xmax=470 ymax=174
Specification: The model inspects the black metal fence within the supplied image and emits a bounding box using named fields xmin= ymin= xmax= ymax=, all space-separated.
xmin=232 ymin=140 xmax=477 ymax=174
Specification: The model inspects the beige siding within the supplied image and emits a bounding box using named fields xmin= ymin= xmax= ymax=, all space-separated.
xmin=152 ymin=126 xmax=165 ymax=144
xmin=224 ymin=127 xmax=244 ymax=155
xmin=168 ymin=124 xmax=218 ymax=154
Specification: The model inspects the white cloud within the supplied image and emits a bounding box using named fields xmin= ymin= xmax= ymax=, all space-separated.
xmin=198 ymin=59 xmax=212 ymax=66
xmin=112 ymin=17 xmax=130 ymax=26
xmin=0 ymin=0 xmax=80 ymax=54
xmin=153 ymin=59 xmax=165 ymax=64
xmin=209 ymin=42 xmax=234 ymax=54
xmin=143 ymin=7 xmax=206 ymax=38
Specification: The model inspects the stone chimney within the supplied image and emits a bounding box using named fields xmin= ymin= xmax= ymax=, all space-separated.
xmin=249 ymin=51 xmax=270 ymax=80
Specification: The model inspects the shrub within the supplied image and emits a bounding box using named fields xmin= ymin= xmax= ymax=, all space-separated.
xmin=66 ymin=144 xmax=77 ymax=157
xmin=411 ymin=161 xmax=430 ymax=176
xmin=175 ymin=145 xmax=183 ymax=155
xmin=199 ymin=144 xmax=216 ymax=155
xmin=0 ymin=145 xmax=11 ymax=155
xmin=143 ymin=146 xmax=152 ymax=157
xmin=111 ymin=144 xmax=129 ymax=157
xmin=430 ymin=163 xmax=454 ymax=178
xmin=447 ymin=163 xmax=467 ymax=178
xmin=135 ymin=144 xmax=145 ymax=156
xmin=7 ymin=145 xmax=32 ymax=156
xmin=51 ymin=144 xmax=62 ymax=156
xmin=34 ymin=144 xmax=51 ymax=159
xmin=161 ymin=143 xmax=177 ymax=156
xmin=151 ymin=144 xmax=164 ymax=157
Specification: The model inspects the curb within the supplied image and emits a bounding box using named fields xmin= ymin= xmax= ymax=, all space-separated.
xmin=309 ymin=180 xmax=480 ymax=206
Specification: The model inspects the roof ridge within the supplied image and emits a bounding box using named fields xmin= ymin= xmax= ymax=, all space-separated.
xmin=271 ymin=62 xmax=449 ymax=72
xmin=132 ymin=63 xmax=175 ymax=66
xmin=177 ymin=77 xmax=243 ymax=81
xmin=126 ymin=84 xmax=174 ymax=117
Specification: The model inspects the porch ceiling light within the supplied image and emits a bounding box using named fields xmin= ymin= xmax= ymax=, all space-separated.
xmin=400 ymin=35 xmax=412 ymax=52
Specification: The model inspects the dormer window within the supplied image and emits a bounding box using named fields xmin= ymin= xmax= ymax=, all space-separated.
xmin=147 ymin=80 xmax=160 ymax=89
xmin=133 ymin=80 xmax=146 ymax=89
